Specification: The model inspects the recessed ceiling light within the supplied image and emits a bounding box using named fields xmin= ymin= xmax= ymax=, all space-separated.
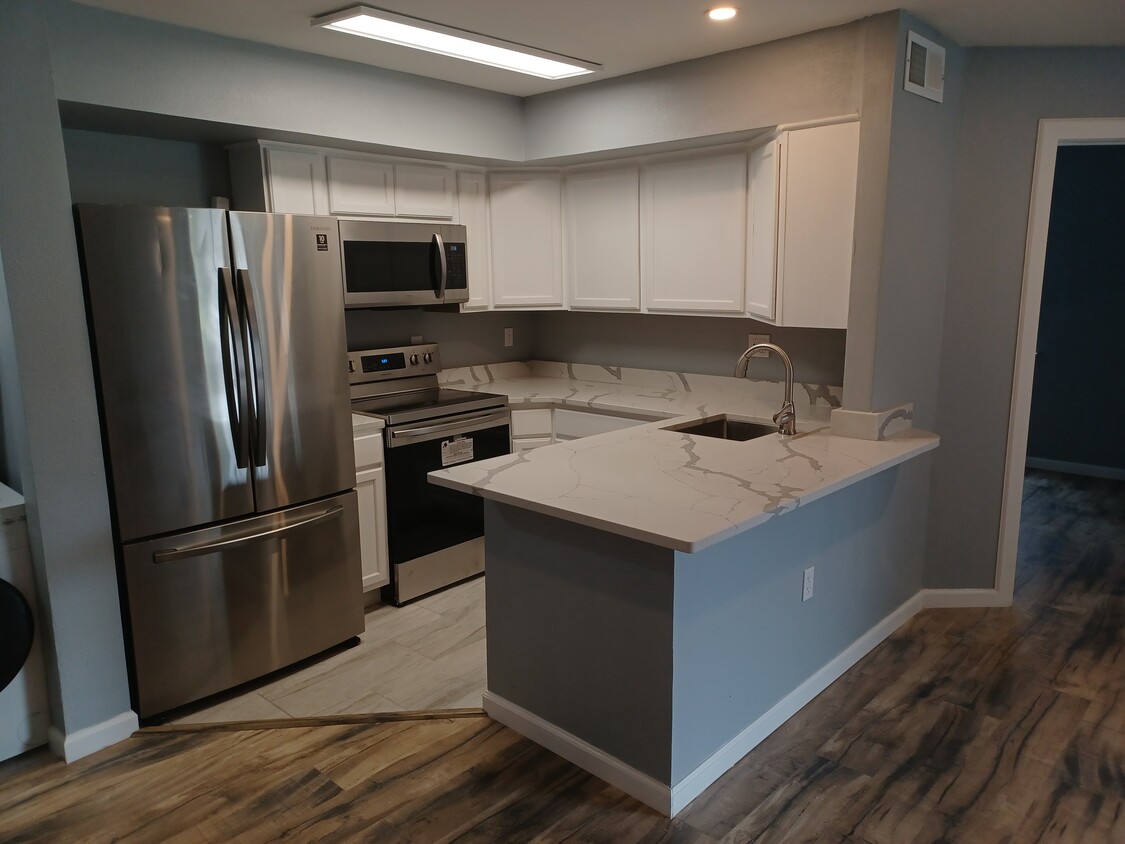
xmin=313 ymin=5 xmax=599 ymax=80
xmin=707 ymin=7 xmax=738 ymax=22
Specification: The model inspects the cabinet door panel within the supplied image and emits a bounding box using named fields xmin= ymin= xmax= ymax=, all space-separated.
xmin=776 ymin=122 xmax=859 ymax=328
xmin=457 ymin=171 xmax=491 ymax=310
xmin=566 ymin=168 xmax=640 ymax=310
xmin=642 ymin=153 xmax=746 ymax=313
xmin=746 ymin=139 xmax=780 ymax=321
xmin=356 ymin=465 xmax=389 ymax=591
xmin=266 ymin=148 xmax=328 ymax=215
xmin=396 ymin=163 xmax=454 ymax=218
xmin=327 ymin=156 xmax=395 ymax=216
xmin=489 ymin=172 xmax=563 ymax=308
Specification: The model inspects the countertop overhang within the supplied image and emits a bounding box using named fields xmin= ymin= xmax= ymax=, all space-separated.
xmin=429 ymin=374 xmax=938 ymax=553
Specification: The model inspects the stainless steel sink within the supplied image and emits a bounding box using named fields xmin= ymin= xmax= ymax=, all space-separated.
xmin=662 ymin=415 xmax=777 ymax=441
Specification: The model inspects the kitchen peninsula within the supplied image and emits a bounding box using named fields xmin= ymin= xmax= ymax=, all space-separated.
xmin=430 ymin=362 xmax=938 ymax=815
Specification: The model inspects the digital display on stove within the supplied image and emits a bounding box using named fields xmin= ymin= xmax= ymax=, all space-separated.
xmin=361 ymin=352 xmax=405 ymax=373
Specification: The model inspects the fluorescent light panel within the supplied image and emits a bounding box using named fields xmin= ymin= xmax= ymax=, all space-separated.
xmin=314 ymin=6 xmax=598 ymax=80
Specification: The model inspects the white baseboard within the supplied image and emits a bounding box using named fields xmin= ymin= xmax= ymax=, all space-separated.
xmin=47 ymin=710 xmax=138 ymax=763
xmin=486 ymin=591 xmax=926 ymax=817
xmin=668 ymin=590 xmax=924 ymax=814
xmin=483 ymin=692 xmax=673 ymax=815
xmin=922 ymin=587 xmax=1008 ymax=608
xmin=1025 ymin=457 xmax=1125 ymax=481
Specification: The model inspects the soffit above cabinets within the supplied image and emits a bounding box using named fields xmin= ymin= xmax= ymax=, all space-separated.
xmin=72 ymin=0 xmax=1125 ymax=98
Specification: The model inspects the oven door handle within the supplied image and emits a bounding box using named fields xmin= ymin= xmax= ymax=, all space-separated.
xmin=387 ymin=408 xmax=510 ymax=447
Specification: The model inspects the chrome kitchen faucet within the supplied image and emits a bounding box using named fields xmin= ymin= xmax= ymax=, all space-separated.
xmin=734 ymin=343 xmax=797 ymax=436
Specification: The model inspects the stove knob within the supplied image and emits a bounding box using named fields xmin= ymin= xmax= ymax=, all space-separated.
xmin=409 ymin=354 xmax=419 ymax=365
xmin=423 ymin=352 xmax=433 ymax=364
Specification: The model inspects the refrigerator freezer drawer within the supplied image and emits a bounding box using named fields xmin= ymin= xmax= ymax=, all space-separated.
xmin=122 ymin=491 xmax=363 ymax=719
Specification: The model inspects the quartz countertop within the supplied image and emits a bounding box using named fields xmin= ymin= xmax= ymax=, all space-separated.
xmin=351 ymin=412 xmax=385 ymax=436
xmin=429 ymin=368 xmax=938 ymax=553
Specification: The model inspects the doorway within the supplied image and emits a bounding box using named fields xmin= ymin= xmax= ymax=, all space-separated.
xmin=996 ymin=118 xmax=1125 ymax=602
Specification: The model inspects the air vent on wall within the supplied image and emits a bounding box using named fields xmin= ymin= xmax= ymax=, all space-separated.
xmin=904 ymin=31 xmax=945 ymax=103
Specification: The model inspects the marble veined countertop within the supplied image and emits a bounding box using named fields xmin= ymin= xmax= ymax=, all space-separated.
xmin=429 ymin=366 xmax=939 ymax=553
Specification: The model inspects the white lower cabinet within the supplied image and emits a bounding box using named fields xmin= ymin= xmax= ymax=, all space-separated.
xmin=511 ymin=407 xmax=553 ymax=451
xmin=511 ymin=405 xmax=650 ymax=449
xmin=552 ymin=408 xmax=649 ymax=440
xmin=353 ymin=426 xmax=389 ymax=592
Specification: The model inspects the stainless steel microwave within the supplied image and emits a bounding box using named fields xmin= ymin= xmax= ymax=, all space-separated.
xmin=338 ymin=220 xmax=469 ymax=308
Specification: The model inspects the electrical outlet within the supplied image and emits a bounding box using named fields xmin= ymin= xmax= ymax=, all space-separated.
xmin=802 ymin=566 xmax=815 ymax=602
xmin=410 ymin=335 xmax=423 ymax=344
xmin=504 ymin=327 xmax=514 ymax=347
xmin=748 ymin=334 xmax=771 ymax=357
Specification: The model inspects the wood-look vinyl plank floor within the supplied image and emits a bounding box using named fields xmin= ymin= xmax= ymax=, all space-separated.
xmin=1 ymin=469 xmax=1122 ymax=842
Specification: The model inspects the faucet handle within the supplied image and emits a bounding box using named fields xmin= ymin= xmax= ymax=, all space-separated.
xmin=772 ymin=401 xmax=797 ymax=436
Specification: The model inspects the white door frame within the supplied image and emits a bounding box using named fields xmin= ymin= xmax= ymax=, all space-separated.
xmin=995 ymin=117 xmax=1125 ymax=603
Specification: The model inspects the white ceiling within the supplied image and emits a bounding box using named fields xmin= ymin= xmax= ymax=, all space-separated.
xmin=74 ymin=0 xmax=1125 ymax=97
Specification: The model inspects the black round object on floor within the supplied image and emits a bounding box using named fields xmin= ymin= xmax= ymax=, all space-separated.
xmin=0 ymin=577 xmax=34 ymax=694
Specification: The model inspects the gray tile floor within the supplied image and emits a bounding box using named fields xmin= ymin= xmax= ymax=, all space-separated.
xmin=171 ymin=577 xmax=486 ymax=724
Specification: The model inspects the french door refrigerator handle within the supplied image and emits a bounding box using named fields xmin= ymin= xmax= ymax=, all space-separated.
xmin=236 ymin=268 xmax=268 ymax=467
xmin=430 ymin=233 xmax=447 ymax=300
xmin=152 ymin=505 xmax=344 ymax=564
xmin=218 ymin=267 xmax=249 ymax=468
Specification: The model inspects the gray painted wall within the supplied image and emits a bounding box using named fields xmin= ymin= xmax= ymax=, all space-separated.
xmin=346 ymin=309 xmax=537 ymax=367
xmin=531 ymin=312 xmax=845 ymax=386
xmin=926 ymin=47 xmax=1125 ymax=589
xmin=63 ymin=129 xmax=232 ymax=207
xmin=1026 ymin=145 xmax=1125 ymax=472
xmin=0 ymin=0 xmax=131 ymax=735
xmin=485 ymin=500 xmax=675 ymax=781
xmin=865 ymin=16 xmax=964 ymax=431
xmin=482 ymin=457 xmax=929 ymax=787
xmin=522 ymin=20 xmax=866 ymax=161
xmin=45 ymin=0 xmax=524 ymax=162
xmin=672 ymin=459 xmax=928 ymax=782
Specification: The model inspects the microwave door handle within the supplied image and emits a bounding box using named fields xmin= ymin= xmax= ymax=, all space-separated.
xmin=218 ymin=267 xmax=249 ymax=468
xmin=236 ymin=269 xmax=268 ymax=468
xmin=431 ymin=232 xmax=448 ymax=300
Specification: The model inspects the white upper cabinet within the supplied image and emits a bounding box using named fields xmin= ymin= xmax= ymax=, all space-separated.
xmin=264 ymin=146 xmax=329 ymax=215
xmin=565 ymin=167 xmax=641 ymax=311
xmin=395 ymin=163 xmax=454 ymax=218
xmin=641 ymin=152 xmax=747 ymax=313
xmin=488 ymin=171 xmax=564 ymax=308
xmin=456 ymin=170 xmax=491 ymax=310
xmin=326 ymin=155 xmax=395 ymax=216
xmin=745 ymin=139 xmax=780 ymax=320
xmin=747 ymin=121 xmax=860 ymax=328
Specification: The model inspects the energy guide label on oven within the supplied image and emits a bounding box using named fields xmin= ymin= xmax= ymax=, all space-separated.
xmin=441 ymin=436 xmax=474 ymax=467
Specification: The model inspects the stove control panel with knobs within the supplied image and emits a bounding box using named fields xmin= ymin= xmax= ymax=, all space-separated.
xmin=347 ymin=343 xmax=443 ymax=385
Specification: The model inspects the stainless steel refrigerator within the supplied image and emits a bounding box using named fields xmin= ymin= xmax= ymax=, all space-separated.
xmin=76 ymin=204 xmax=363 ymax=719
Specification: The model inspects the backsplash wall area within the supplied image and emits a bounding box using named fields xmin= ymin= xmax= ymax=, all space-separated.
xmin=345 ymin=309 xmax=536 ymax=366
xmin=348 ymin=309 xmax=845 ymax=387
xmin=532 ymin=311 xmax=846 ymax=386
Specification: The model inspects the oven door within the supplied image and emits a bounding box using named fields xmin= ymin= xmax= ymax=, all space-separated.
xmin=383 ymin=408 xmax=510 ymax=604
